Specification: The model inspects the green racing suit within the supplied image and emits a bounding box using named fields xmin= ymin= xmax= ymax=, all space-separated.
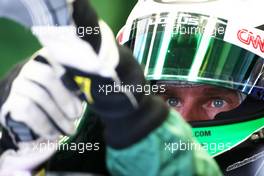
xmin=47 ymin=105 xmax=222 ymax=176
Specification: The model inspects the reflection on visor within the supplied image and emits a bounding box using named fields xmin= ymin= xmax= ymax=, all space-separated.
xmin=124 ymin=12 xmax=264 ymax=101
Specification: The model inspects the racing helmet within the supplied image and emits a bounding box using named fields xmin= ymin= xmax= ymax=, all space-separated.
xmin=0 ymin=0 xmax=102 ymax=80
xmin=117 ymin=0 xmax=264 ymax=157
xmin=0 ymin=0 xmax=74 ymax=79
xmin=0 ymin=0 xmax=74 ymax=27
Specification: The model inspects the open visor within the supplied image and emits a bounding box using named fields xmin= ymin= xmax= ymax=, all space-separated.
xmin=123 ymin=12 xmax=264 ymax=100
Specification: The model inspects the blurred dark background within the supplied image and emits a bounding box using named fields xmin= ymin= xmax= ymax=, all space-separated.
xmin=91 ymin=0 xmax=137 ymax=34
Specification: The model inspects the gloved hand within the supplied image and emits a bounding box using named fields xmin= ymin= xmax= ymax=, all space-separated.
xmin=33 ymin=0 xmax=169 ymax=149
xmin=0 ymin=54 xmax=83 ymax=172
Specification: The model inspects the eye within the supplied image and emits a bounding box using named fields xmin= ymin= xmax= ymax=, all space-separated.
xmin=166 ymin=97 xmax=181 ymax=107
xmin=211 ymin=99 xmax=226 ymax=108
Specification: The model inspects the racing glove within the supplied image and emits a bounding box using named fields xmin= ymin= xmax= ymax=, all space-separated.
xmin=0 ymin=55 xmax=83 ymax=172
xmin=34 ymin=0 xmax=169 ymax=149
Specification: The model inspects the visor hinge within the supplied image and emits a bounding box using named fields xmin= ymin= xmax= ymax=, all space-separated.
xmin=250 ymin=129 xmax=264 ymax=141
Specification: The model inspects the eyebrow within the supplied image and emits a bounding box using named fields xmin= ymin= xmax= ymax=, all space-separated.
xmin=162 ymin=86 xmax=237 ymax=96
xmin=203 ymin=88 xmax=237 ymax=96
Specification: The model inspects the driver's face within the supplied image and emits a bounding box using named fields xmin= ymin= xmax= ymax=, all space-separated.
xmin=158 ymin=85 xmax=241 ymax=122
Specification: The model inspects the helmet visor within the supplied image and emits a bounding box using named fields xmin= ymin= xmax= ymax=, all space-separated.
xmin=124 ymin=12 xmax=264 ymax=99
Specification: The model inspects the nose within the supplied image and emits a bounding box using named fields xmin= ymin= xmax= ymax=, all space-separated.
xmin=178 ymin=103 xmax=210 ymax=122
